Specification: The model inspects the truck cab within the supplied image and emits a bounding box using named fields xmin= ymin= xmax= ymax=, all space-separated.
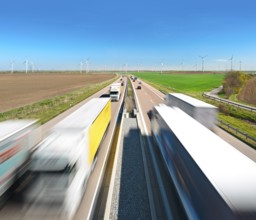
xmin=109 ymin=83 xmax=121 ymax=101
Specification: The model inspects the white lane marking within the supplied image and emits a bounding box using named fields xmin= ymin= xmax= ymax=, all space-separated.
xmin=132 ymin=81 xmax=174 ymax=220
xmin=143 ymin=81 xmax=165 ymax=101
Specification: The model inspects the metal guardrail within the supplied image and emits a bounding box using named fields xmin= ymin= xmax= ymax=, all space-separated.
xmin=218 ymin=119 xmax=256 ymax=146
xmin=202 ymin=92 xmax=256 ymax=112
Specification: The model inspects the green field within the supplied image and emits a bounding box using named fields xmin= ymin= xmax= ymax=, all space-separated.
xmin=133 ymin=72 xmax=225 ymax=97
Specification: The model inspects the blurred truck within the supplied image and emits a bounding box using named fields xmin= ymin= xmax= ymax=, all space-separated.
xmin=109 ymin=82 xmax=121 ymax=101
xmin=165 ymin=93 xmax=217 ymax=130
xmin=151 ymin=104 xmax=256 ymax=219
xmin=0 ymin=120 xmax=40 ymax=202
xmin=26 ymin=98 xmax=111 ymax=219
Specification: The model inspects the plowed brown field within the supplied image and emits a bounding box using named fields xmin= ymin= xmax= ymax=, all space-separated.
xmin=0 ymin=73 xmax=115 ymax=112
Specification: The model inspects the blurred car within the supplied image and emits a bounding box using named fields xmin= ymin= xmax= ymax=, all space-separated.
xmin=137 ymin=85 xmax=141 ymax=89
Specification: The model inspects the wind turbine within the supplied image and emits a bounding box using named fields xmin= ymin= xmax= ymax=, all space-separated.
xmin=239 ymin=60 xmax=242 ymax=71
xmin=199 ymin=55 xmax=207 ymax=72
xmin=29 ymin=61 xmax=34 ymax=72
xmin=125 ymin=63 xmax=128 ymax=73
xmin=79 ymin=60 xmax=84 ymax=73
xmin=85 ymin=58 xmax=90 ymax=73
xmin=122 ymin=63 xmax=127 ymax=73
xmin=180 ymin=60 xmax=184 ymax=71
xmin=193 ymin=63 xmax=198 ymax=71
xmin=137 ymin=62 xmax=142 ymax=72
xmin=229 ymin=55 xmax=233 ymax=71
xmin=24 ymin=60 xmax=29 ymax=74
xmin=160 ymin=59 xmax=164 ymax=74
xmin=10 ymin=61 xmax=14 ymax=74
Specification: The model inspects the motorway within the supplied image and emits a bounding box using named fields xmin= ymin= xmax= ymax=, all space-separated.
xmin=131 ymin=79 xmax=187 ymax=219
xmin=1 ymin=75 xmax=255 ymax=220
xmin=0 ymin=78 xmax=126 ymax=220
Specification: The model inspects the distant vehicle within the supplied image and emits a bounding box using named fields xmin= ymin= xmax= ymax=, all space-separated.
xmin=138 ymin=80 xmax=142 ymax=84
xmin=121 ymin=82 xmax=124 ymax=86
xmin=151 ymin=104 xmax=256 ymax=219
xmin=0 ymin=120 xmax=41 ymax=201
xmin=26 ymin=98 xmax=111 ymax=219
xmin=109 ymin=83 xmax=121 ymax=101
xmin=165 ymin=93 xmax=217 ymax=130
xmin=137 ymin=85 xmax=141 ymax=89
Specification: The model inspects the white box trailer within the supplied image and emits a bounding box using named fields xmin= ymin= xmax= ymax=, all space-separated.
xmin=165 ymin=93 xmax=217 ymax=130
xmin=109 ymin=83 xmax=121 ymax=101
xmin=0 ymin=120 xmax=40 ymax=200
xmin=26 ymin=98 xmax=111 ymax=219
xmin=151 ymin=104 xmax=256 ymax=219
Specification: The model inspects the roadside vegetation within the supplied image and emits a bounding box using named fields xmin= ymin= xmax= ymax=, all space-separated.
xmin=132 ymin=71 xmax=256 ymax=148
xmin=222 ymin=71 xmax=256 ymax=106
xmin=0 ymin=77 xmax=117 ymax=124
xmin=125 ymin=76 xmax=136 ymax=114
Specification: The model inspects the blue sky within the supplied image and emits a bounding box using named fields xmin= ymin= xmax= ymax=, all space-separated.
xmin=0 ymin=0 xmax=256 ymax=71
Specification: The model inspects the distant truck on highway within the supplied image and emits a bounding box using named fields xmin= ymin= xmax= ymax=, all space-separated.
xmin=0 ymin=120 xmax=41 ymax=202
xmin=26 ymin=98 xmax=111 ymax=219
xmin=109 ymin=82 xmax=121 ymax=101
xmin=165 ymin=93 xmax=217 ymax=130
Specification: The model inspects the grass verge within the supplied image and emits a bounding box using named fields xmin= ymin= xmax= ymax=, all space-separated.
xmin=125 ymin=76 xmax=135 ymax=114
xmin=218 ymin=114 xmax=256 ymax=148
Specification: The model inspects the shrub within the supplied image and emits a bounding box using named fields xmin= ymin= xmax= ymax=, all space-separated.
xmin=223 ymin=71 xmax=243 ymax=98
xmin=238 ymin=77 xmax=256 ymax=105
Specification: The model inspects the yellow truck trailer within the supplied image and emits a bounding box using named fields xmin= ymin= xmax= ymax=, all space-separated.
xmin=89 ymin=98 xmax=111 ymax=164
xmin=26 ymin=98 xmax=111 ymax=219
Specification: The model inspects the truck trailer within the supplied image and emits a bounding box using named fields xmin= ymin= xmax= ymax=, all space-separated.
xmin=26 ymin=98 xmax=111 ymax=219
xmin=151 ymin=104 xmax=256 ymax=219
xmin=165 ymin=93 xmax=217 ymax=130
xmin=109 ymin=83 xmax=121 ymax=101
xmin=0 ymin=120 xmax=40 ymax=201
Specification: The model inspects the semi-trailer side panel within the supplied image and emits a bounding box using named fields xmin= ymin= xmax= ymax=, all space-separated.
xmin=165 ymin=93 xmax=217 ymax=130
xmin=89 ymin=99 xmax=111 ymax=164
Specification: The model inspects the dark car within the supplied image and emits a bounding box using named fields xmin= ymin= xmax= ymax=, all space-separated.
xmin=137 ymin=85 xmax=141 ymax=89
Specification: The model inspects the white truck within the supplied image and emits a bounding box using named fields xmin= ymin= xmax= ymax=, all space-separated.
xmin=109 ymin=82 xmax=121 ymax=101
xmin=165 ymin=93 xmax=217 ymax=130
xmin=151 ymin=104 xmax=256 ymax=219
xmin=25 ymin=98 xmax=111 ymax=220
xmin=0 ymin=120 xmax=40 ymax=201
